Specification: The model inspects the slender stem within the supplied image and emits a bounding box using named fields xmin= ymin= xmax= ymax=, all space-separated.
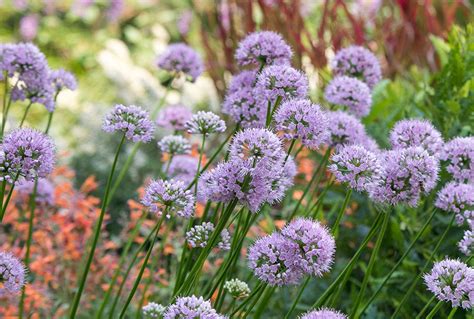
xmin=415 ymin=295 xmax=436 ymax=319
xmin=265 ymin=101 xmax=272 ymax=128
xmin=164 ymin=154 xmax=174 ymax=176
xmin=284 ymin=277 xmax=310 ymax=319
xmin=230 ymin=282 xmax=265 ymax=317
xmin=45 ymin=111 xmax=54 ymax=134
xmin=1 ymin=78 xmax=19 ymax=136
xmin=195 ymin=134 xmax=206 ymax=195
xmin=447 ymin=307 xmax=457 ymax=319
xmin=0 ymin=180 xmax=6 ymax=216
xmin=0 ymin=173 xmax=20 ymax=222
xmin=250 ymin=286 xmax=274 ymax=318
xmin=265 ymin=96 xmax=282 ymax=127
xmin=19 ymin=102 xmax=33 ymax=127
xmin=284 ymin=139 xmax=296 ymax=163
xmin=332 ymin=189 xmax=352 ymax=238
xmin=69 ymin=134 xmax=126 ymax=318
xmin=425 ymin=300 xmax=443 ymax=319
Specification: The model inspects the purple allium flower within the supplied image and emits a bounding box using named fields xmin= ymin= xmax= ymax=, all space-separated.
xmin=459 ymin=226 xmax=473 ymax=256
xmin=324 ymin=76 xmax=372 ymax=118
xmin=441 ymin=137 xmax=474 ymax=183
xmin=222 ymin=87 xmax=266 ymax=129
xmin=326 ymin=111 xmax=367 ymax=149
xmin=156 ymin=104 xmax=193 ymax=131
xmin=0 ymin=251 xmax=26 ymax=296
xmin=389 ymin=119 xmax=444 ymax=157
xmin=185 ymin=111 xmax=226 ymax=135
xmin=19 ymin=14 xmax=39 ymax=41
xmin=371 ymin=147 xmax=439 ymax=207
xmin=281 ymin=218 xmax=335 ymax=277
xmin=359 ymin=135 xmax=380 ymax=153
xmin=177 ymin=10 xmax=193 ymax=37
xmin=435 ymin=182 xmax=474 ymax=226
xmin=329 ymin=145 xmax=382 ymax=193
xmin=16 ymin=178 xmax=55 ymax=206
xmin=158 ymin=135 xmax=191 ymax=156
xmin=255 ymin=65 xmax=308 ymax=106
xmin=186 ymin=222 xmax=215 ymax=248
xmin=0 ymin=128 xmax=55 ymax=183
xmin=142 ymin=302 xmax=166 ymax=318
xmin=156 ymin=43 xmax=204 ymax=82
xmin=218 ymin=229 xmax=231 ymax=251
xmin=274 ymin=99 xmax=329 ymax=149
xmin=248 ymin=233 xmax=304 ymax=286
xmin=235 ymin=31 xmax=292 ymax=67
xmin=266 ymin=156 xmax=297 ymax=204
xmin=49 ymin=68 xmax=77 ymax=93
xmin=167 ymin=155 xmax=198 ymax=184
xmin=300 ymin=308 xmax=348 ymax=319
xmin=424 ymin=259 xmax=474 ymax=309
xmin=227 ymin=70 xmax=258 ymax=95
xmin=102 ymin=104 xmax=155 ymax=143
xmin=164 ymin=295 xmax=225 ymax=319
xmin=331 ymin=46 xmax=382 ymax=89
xmin=142 ymin=179 xmax=195 ymax=219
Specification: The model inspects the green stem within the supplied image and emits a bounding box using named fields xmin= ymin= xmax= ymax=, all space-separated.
xmin=425 ymin=300 xmax=443 ymax=319
xmin=45 ymin=111 xmax=54 ymax=134
xmin=284 ymin=277 xmax=310 ymax=319
xmin=164 ymin=154 xmax=174 ymax=176
xmin=332 ymin=189 xmax=352 ymax=238
xmin=0 ymin=173 xmax=20 ymax=222
xmin=284 ymin=139 xmax=296 ymax=163
xmin=415 ymin=295 xmax=436 ymax=319
xmin=230 ymin=282 xmax=265 ymax=317
xmin=1 ymin=78 xmax=19 ymax=136
xmin=195 ymin=134 xmax=206 ymax=195
xmin=69 ymin=134 xmax=126 ymax=318
xmin=447 ymin=307 xmax=457 ymax=319
xmin=251 ymin=286 xmax=275 ymax=319
xmin=19 ymin=102 xmax=33 ymax=127
xmin=265 ymin=96 xmax=282 ymax=127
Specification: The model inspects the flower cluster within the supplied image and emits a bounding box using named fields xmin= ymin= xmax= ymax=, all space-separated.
xmin=167 ymin=155 xmax=198 ymax=184
xmin=218 ymin=229 xmax=231 ymax=251
xmin=324 ymin=76 xmax=372 ymax=118
xmin=0 ymin=251 xmax=26 ymax=296
xmin=16 ymin=178 xmax=55 ymax=206
xmin=435 ymin=182 xmax=474 ymax=225
xmin=186 ymin=222 xmax=215 ymax=248
xmin=326 ymin=111 xmax=367 ymax=149
xmin=300 ymin=308 xmax=348 ymax=319
xmin=142 ymin=179 xmax=195 ymax=218
xmin=156 ymin=104 xmax=193 ymax=131
xmin=102 ymin=104 xmax=155 ymax=142
xmin=156 ymin=43 xmax=204 ymax=82
xmin=224 ymin=278 xmax=251 ymax=299
xmin=424 ymin=259 xmax=474 ymax=309
xmin=227 ymin=70 xmax=257 ymax=95
xmin=164 ymin=295 xmax=225 ymax=319
xmin=441 ymin=137 xmax=474 ymax=183
xmin=235 ymin=31 xmax=292 ymax=66
xmin=142 ymin=302 xmax=166 ymax=318
xmin=49 ymin=68 xmax=77 ymax=94
xmin=458 ymin=227 xmax=473 ymax=256
xmin=185 ymin=111 xmax=226 ymax=135
xmin=158 ymin=135 xmax=191 ymax=156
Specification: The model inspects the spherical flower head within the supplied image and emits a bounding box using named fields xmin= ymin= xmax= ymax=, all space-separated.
xmin=235 ymin=31 xmax=292 ymax=67
xmin=424 ymin=259 xmax=474 ymax=309
xmin=167 ymin=155 xmax=198 ymax=184
xmin=186 ymin=222 xmax=215 ymax=248
xmin=459 ymin=227 xmax=473 ymax=256
xmin=331 ymin=46 xmax=381 ymax=89
xmin=389 ymin=119 xmax=444 ymax=157
xmin=371 ymin=147 xmax=439 ymax=207
xmin=435 ymin=182 xmax=474 ymax=225
xmin=324 ymin=76 xmax=372 ymax=118
xmin=185 ymin=111 xmax=226 ymax=135
xmin=0 ymin=251 xmax=26 ymax=296
xmin=281 ymin=218 xmax=336 ymax=277
xmin=360 ymin=135 xmax=380 ymax=153
xmin=142 ymin=302 xmax=166 ymax=318
xmin=266 ymin=156 xmax=297 ymax=204
xmin=156 ymin=43 xmax=204 ymax=82
xmin=224 ymin=278 xmax=251 ymax=299
xmin=158 ymin=135 xmax=191 ymax=156
xmin=16 ymin=178 xmax=55 ymax=206
xmin=218 ymin=229 xmax=231 ymax=251
xmin=255 ymin=65 xmax=308 ymax=105
xmin=142 ymin=179 xmax=195 ymax=219
xmin=49 ymin=68 xmax=77 ymax=93
xmin=326 ymin=111 xmax=367 ymax=149
xmin=329 ymin=145 xmax=382 ymax=193
xmin=0 ymin=128 xmax=55 ymax=183
xmin=441 ymin=137 xmax=474 ymax=183
xmin=227 ymin=70 xmax=258 ymax=95
xmin=223 ymin=87 xmax=266 ymax=129
xmin=300 ymin=308 xmax=348 ymax=319
xmin=274 ymin=99 xmax=329 ymax=149
xmin=156 ymin=104 xmax=193 ymax=131
xmin=164 ymin=295 xmax=225 ymax=319
xmin=103 ymin=104 xmax=155 ymax=143
xmin=248 ymin=233 xmax=304 ymax=286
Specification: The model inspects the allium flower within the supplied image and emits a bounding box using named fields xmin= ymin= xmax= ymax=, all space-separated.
xmin=326 ymin=111 xmax=367 ymax=149
xmin=324 ymin=76 xmax=372 ymax=118
xmin=441 ymin=137 xmax=474 ymax=183
xmin=167 ymin=155 xmax=198 ymax=184
xmin=389 ymin=119 xmax=444 ymax=157
xmin=142 ymin=302 xmax=166 ymax=318
xmin=16 ymin=178 xmax=55 ymax=206
xmin=0 ymin=128 xmax=55 ymax=183
xmin=255 ymin=65 xmax=308 ymax=106
xmin=371 ymin=147 xmax=439 ymax=207
xmin=459 ymin=227 xmax=473 ymax=256
xmin=185 ymin=111 xmax=226 ymax=135
xmin=435 ymin=182 xmax=474 ymax=225
xmin=186 ymin=222 xmax=215 ymax=248
xmin=281 ymin=218 xmax=335 ymax=277
xmin=300 ymin=308 xmax=348 ymax=319
xmin=103 ymin=104 xmax=155 ymax=143
xmin=329 ymin=145 xmax=382 ymax=193
xmin=49 ymin=68 xmax=77 ymax=93
xmin=218 ymin=229 xmax=231 ymax=251
xmin=266 ymin=156 xmax=297 ymax=204
xmin=156 ymin=43 xmax=204 ymax=82
xmin=222 ymin=87 xmax=266 ymax=129
xmin=142 ymin=179 xmax=195 ymax=218
xmin=156 ymin=104 xmax=193 ymax=131
xmin=424 ymin=259 xmax=474 ymax=309
xmin=248 ymin=233 xmax=304 ymax=286
xmin=274 ymin=99 xmax=329 ymax=149
xmin=0 ymin=251 xmax=26 ymax=296
xmin=164 ymin=295 xmax=225 ymax=319
xmin=227 ymin=70 xmax=257 ymax=95
xmin=360 ymin=135 xmax=380 ymax=153
xmin=331 ymin=46 xmax=382 ymax=89
xmin=158 ymin=135 xmax=191 ymax=155
xmin=224 ymin=278 xmax=251 ymax=299
xmin=19 ymin=14 xmax=39 ymax=41
xmin=235 ymin=31 xmax=292 ymax=67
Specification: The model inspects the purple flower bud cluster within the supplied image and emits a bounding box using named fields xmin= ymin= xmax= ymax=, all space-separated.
xmin=324 ymin=76 xmax=372 ymax=118
xmin=0 ymin=251 xmax=26 ymax=296
xmin=167 ymin=155 xmax=198 ymax=185
xmin=142 ymin=179 xmax=195 ymax=219
xmin=458 ymin=226 xmax=473 ymax=256
xmin=274 ymin=99 xmax=329 ymax=149
xmin=156 ymin=104 xmax=193 ymax=131
xmin=435 ymin=182 xmax=474 ymax=226
xmin=235 ymin=31 xmax=292 ymax=67
xmin=158 ymin=135 xmax=191 ymax=156
xmin=326 ymin=111 xmax=367 ymax=149
xmin=0 ymin=128 xmax=55 ymax=184
xmin=156 ymin=43 xmax=204 ymax=82
xmin=185 ymin=111 xmax=226 ymax=135
xmin=441 ymin=137 xmax=474 ymax=183
xmin=331 ymin=45 xmax=382 ymax=89
xmin=389 ymin=119 xmax=444 ymax=157
xmin=16 ymin=178 xmax=55 ymax=206
xmin=424 ymin=259 xmax=474 ymax=309
xmin=102 ymin=104 xmax=155 ymax=143
xmin=329 ymin=145 xmax=382 ymax=193
xmin=300 ymin=308 xmax=348 ymax=319
xmin=164 ymin=295 xmax=225 ymax=319
xmin=49 ymin=68 xmax=77 ymax=94
xmin=227 ymin=70 xmax=257 ymax=95
xmin=186 ymin=222 xmax=215 ymax=248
